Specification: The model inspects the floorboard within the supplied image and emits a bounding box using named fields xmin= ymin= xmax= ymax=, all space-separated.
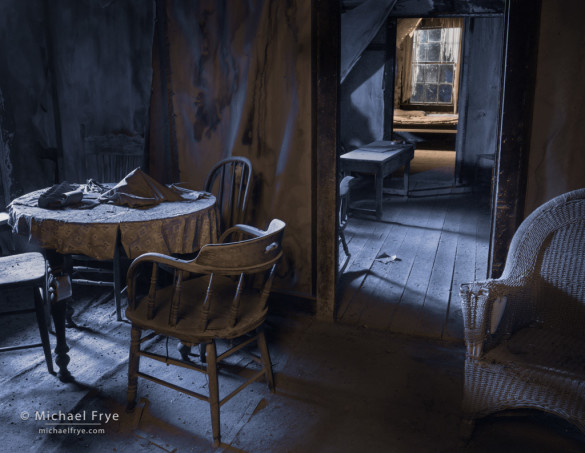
xmin=390 ymin=199 xmax=448 ymax=336
xmin=337 ymin=151 xmax=491 ymax=342
xmin=352 ymin=199 xmax=421 ymax=330
xmin=337 ymin=203 xmax=406 ymax=325
xmin=413 ymin=197 xmax=464 ymax=339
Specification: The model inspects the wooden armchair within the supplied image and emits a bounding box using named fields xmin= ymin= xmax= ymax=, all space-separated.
xmin=125 ymin=219 xmax=285 ymax=447
xmin=460 ymin=188 xmax=585 ymax=437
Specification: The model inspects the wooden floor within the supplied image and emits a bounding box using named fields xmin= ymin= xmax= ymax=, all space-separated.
xmin=336 ymin=150 xmax=492 ymax=342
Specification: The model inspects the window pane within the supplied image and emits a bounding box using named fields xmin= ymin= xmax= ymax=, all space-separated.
xmin=424 ymin=85 xmax=437 ymax=103
xmin=439 ymin=65 xmax=454 ymax=83
xmin=427 ymin=28 xmax=442 ymax=42
xmin=412 ymin=84 xmax=424 ymax=103
xmin=438 ymin=84 xmax=453 ymax=103
xmin=427 ymin=43 xmax=440 ymax=62
xmin=416 ymin=44 xmax=427 ymax=62
xmin=410 ymin=25 xmax=461 ymax=105
xmin=424 ymin=64 xmax=439 ymax=83
xmin=442 ymin=46 xmax=456 ymax=63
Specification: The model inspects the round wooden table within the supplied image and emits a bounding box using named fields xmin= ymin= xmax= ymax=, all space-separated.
xmin=9 ymin=185 xmax=219 ymax=381
xmin=9 ymin=187 xmax=218 ymax=260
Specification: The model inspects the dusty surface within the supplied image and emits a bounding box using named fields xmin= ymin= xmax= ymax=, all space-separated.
xmin=0 ymin=287 xmax=584 ymax=452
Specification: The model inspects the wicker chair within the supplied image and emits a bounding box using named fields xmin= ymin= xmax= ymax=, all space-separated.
xmin=460 ymin=188 xmax=585 ymax=437
xmin=125 ymin=219 xmax=285 ymax=447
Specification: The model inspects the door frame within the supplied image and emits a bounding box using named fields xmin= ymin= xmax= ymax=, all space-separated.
xmin=314 ymin=0 xmax=541 ymax=319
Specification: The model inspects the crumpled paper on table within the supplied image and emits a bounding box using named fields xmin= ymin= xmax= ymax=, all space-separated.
xmin=98 ymin=168 xmax=192 ymax=208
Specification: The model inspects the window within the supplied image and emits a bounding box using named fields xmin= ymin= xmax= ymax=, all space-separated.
xmin=410 ymin=26 xmax=461 ymax=105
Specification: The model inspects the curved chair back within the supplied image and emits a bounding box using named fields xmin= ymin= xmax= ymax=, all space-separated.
xmin=501 ymin=188 xmax=585 ymax=332
xmin=204 ymin=157 xmax=252 ymax=232
xmin=196 ymin=219 xmax=284 ymax=273
xmin=127 ymin=219 xmax=285 ymax=334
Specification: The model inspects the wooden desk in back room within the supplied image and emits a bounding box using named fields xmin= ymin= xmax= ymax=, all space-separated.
xmin=340 ymin=141 xmax=415 ymax=220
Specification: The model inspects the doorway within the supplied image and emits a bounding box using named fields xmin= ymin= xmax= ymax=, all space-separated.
xmin=335 ymin=10 xmax=505 ymax=341
xmin=313 ymin=0 xmax=541 ymax=325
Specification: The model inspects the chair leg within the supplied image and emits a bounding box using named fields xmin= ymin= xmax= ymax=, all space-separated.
xmin=339 ymin=229 xmax=350 ymax=257
xmin=199 ymin=342 xmax=207 ymax=363
xmin=127 ymin=325 xmax=141 ymax=411
xmin=206 ymin=341 xmax=221 ymax=447
xmin=257 ymin=329 xmax=275 ymax=392
xmin=33 ymin=286 xmax=54 ymax=374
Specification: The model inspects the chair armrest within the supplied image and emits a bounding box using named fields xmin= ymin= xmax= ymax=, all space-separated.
xmin=126 ymin=252 xmax=209 ymax=309
xmin=219 ymin=224 xmax=266 ymax=243
xmin=127 ymin=252 xmax=200 ymax=277
xmin=460 ymin=278 xmax=534 ymax=358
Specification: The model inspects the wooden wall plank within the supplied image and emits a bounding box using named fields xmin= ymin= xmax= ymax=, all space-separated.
xmin=489 ymin=0 xmax=542 ymax=277
xmin=342 ymin=0 xmax=505 ymax=17
xmin=315 ymin=0 xmax=340 ymax=319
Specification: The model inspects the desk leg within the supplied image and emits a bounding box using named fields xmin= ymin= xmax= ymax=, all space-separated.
xmin=376 ymin=168 xmax=383 ymax=220
xmin=404 ymin=161 xmax=411 ymax=198
xmin=46 ymin=250 xmax=73 ymax=382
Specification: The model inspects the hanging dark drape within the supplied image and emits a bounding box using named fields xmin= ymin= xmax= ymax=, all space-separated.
xmin=148 ymin=0 xmax=313 ymax=294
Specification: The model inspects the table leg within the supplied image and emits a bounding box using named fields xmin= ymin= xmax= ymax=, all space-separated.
xmin=376 ymin=168 xmax=383 ymax=220
xmin=46 ymin=250 xmax=73 ymax=382
xmin=113 ymin=242 xmax=122 ymax=321
xmin=50 ymin=296 xmax=73 ymax=382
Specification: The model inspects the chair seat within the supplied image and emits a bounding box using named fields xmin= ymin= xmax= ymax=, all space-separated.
xmin=0 ymin=251 xmax=53 ymax=374
xmin=0 ymin=252 xmax=46 ymax=286
xmin=126 ymin=275 xmax=268 ymax=343
xmin=485 ymin=327 xmax=585 ymax=380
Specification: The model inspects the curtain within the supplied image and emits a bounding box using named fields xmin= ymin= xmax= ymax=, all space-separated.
xmin=148 ymin=0 xmax=313 ymax=294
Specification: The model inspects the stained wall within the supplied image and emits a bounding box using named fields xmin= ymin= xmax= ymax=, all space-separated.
xmin=149 ymin=0 xmax=313 ymax=294
xmin=0 ymin=0 xmax=154 ymax=206
xmin=524 ymin=0 xmax=585 ymax=214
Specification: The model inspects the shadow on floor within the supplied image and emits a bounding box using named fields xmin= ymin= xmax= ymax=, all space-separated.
xmin=0 ymin=287 xmax=584 ymax=452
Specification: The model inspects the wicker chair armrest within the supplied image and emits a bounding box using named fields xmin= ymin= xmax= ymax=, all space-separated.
xmin=460 ymin=278 xmax=533 ymax=358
